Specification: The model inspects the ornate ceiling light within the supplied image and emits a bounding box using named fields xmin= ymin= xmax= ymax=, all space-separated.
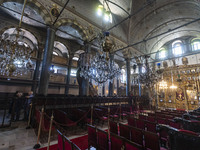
xmin=0 ymin=0 xmax=33 ymax=76
xmin=0 ymin=29 xmax=33 ymax=76
xmin=138 ymin=55 xmax=159 ymax=87
xmin=79 ymin=32 xmax=121 ymax=84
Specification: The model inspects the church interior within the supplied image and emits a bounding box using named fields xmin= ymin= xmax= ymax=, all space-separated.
xmin=0 ymin=0 xmax=200 ymax=150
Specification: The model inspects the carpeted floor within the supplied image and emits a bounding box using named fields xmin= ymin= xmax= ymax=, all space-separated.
xmin=71 ymin=134 xmax=88 ymax=150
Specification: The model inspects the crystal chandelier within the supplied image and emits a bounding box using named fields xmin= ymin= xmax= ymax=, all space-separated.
xmin=159 ymin=80 xmax=168 ymax=89
xmin=0 ymin=29 xmax=33 ymax=76
xmin=0 ymin=0 xmax=33 ymax=77
xmin=79 ymin=32 xmax=121 ymax=84
xmin=138 ymin=55 xmax=159 ymax=87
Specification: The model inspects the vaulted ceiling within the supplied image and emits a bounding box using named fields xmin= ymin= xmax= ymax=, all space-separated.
xmin=1 ymin=0 xmax=200 ymax=59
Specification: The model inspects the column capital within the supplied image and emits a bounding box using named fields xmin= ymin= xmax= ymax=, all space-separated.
xmin=125 ymin=58 xmax=131 ymax=62
xmin=38 ymin=43 xmax=45 ymax=51
xmin=68 ymin=53 xmax=74 ymax=60
xmin=47 ymin=25 xmax=56 ymax=31
xmin=84 ymin=42 xmax=91 ymax=53
xmin=137 ymin=63 xmax=143 ymax=67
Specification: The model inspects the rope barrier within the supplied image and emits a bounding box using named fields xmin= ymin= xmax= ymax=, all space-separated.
xmin=27 ymin=103 xmax=32 ymax=127
xmin=47 ymin=113 xmax=54 ymax=150
xmin=33 ymin=107 xmax=44 ymax=149
xmin=43 ymin=109 xmax=91 ymax=127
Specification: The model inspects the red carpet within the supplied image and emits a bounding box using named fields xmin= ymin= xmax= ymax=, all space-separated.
xmin=71 ymin=135 xmax=88 ymax=150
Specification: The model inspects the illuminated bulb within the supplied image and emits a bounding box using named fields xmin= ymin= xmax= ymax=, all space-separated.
xmin=170 ymin=84 xmax=177 ymax=89
xmin=97 ymin=5 xmax=103 ymax=16
xmin=104 ymin=11 xmax=111 ymax=22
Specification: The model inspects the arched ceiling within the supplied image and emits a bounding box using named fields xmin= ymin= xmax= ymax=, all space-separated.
xmin=1 ymin=0 xmax=200 ymax=62
xmin=128 ymin=0 xmax=200 ymax=54
xmin=1 ymin=2 xmax=46 ymax=27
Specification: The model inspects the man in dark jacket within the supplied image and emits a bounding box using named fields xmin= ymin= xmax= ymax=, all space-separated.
xmin=24 ymin=91 xmax=33 ymax=121
xmin=15 ymin=92 xmax=23 ymax=121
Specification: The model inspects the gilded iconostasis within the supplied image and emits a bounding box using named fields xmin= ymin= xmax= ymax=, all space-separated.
xmin=157 ymin=63 xmax=200 ymax=110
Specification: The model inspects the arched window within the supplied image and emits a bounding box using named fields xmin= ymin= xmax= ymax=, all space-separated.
xmin=73 ymin=50 xmax=85 ymax=61
xmin=159 ymin=47 xmax=167 ymax=59
xmin=172 ymin=40 xmax=183 ymax=55
xmin=191 ymin=38 xmax=200 ymax=51
xmin=120 ymin=69 xmax=126 ymax=83
xmin=53 ymin=51 xmax=59 ymax=56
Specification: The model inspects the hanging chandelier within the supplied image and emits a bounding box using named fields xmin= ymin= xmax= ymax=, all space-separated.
xmin=159 ymin=80 xmax=168 ymax=89
xmin=0 ymin=29 xmax=33 ymax=76
xmin=0 ymin=0 xmax=33 ymax=77
xmin=138 ymin=55 xmax=159 ymax=87
xmin=79 ymin=32 xmax=121 ymax=84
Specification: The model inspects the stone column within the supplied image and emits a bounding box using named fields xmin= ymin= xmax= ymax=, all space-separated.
xmin=65 ymin=54 xmax=73 ymax=95
xmin=102 ymin=83 xmax=105 ymax=96
xmin=138 ymin=63 xmax=143 ymax=96
xmin=108 ymin=54 xmax=114 ymax=96
xmin=117 ymin=78 xmax=119 ymax=95
xmin=38 ymin=27 xmax=55 ymax=95
xmin=80 ymin=43 xmax=91 ymax=96
xmin=126 ymin=58 xmax=131 ymax=96
xmin=32 ymin=46 xmax=43 ymax=94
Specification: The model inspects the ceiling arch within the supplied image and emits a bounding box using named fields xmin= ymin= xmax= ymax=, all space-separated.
xmin=54 ymin=41 xmax=69 ymax=57
xmin=150 ymin=30 xmax=200 ymax=56
xmin=54 ymin=18 xmax=88 ymax=42
xmin=1 ymin=27 xmax=38 ymax=48
xmin=128 ymin=0 xmax=200 ymax=54
xmin=0 ymin=0 xmax=52 ymax=26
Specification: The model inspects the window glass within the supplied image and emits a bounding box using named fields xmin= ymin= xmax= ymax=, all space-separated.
xmin=172 ymin=40 xmax=183 ymax=55
xmin=53 ymin=51 xmax=59 ymax=56
xmin=191 ymin=39 xmax=200 ymax=51
xmin=159 ymin=48 xmax=166 ymax=59
xmin=120 ymin=69 xmax=126 ymax=83
xmin=70 ymin=69 xmax=77 ymax=76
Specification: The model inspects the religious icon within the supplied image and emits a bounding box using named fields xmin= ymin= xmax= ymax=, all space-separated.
xmin=50 ymin=4 xmax=59 ymax=17
xmin=176 ymin=87 xmax=185 ymax=101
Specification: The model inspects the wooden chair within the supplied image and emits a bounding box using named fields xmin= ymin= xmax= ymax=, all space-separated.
xmin=110 ymin=132 xmax=125 ymax=150
xmin=87 ymin=124 xmax=97 ymax=149
xmin=119 ymin=123 xmax=131 ymax=140
xmin=130 ymin=126 xmax=144 ymax=147
xmin=97 ymin=128 xmax=109 ymax=150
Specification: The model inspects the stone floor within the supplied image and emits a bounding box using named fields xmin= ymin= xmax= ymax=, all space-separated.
xmin=0 ymin=121 xmax=37 ymax=150
xmin=0 ymin=111 xmax=127 ymax=150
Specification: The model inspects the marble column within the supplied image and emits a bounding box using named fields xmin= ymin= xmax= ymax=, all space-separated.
xmin=138 ymin=63 xmax=143 ymax=96
xmin=32 ymin=46 xmax=43 ymax=94
xmin=108 ymin=54 xmax=114 ymax=96
xmin=38 ymin=27 xmax=55 ymax=95
xmin=65 ymin=54 xmax=73 ymax=95
xmin=126 ymin=58 xmax=131 ymax=96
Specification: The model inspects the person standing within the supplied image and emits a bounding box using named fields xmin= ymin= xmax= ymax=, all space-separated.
xmin=24 ymin=91 xmax=33 ymax=121
xmin=7 ymin=91 xmax=19 ymax=119
xmin=15 ymin=92 xmax=23 ymax=121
